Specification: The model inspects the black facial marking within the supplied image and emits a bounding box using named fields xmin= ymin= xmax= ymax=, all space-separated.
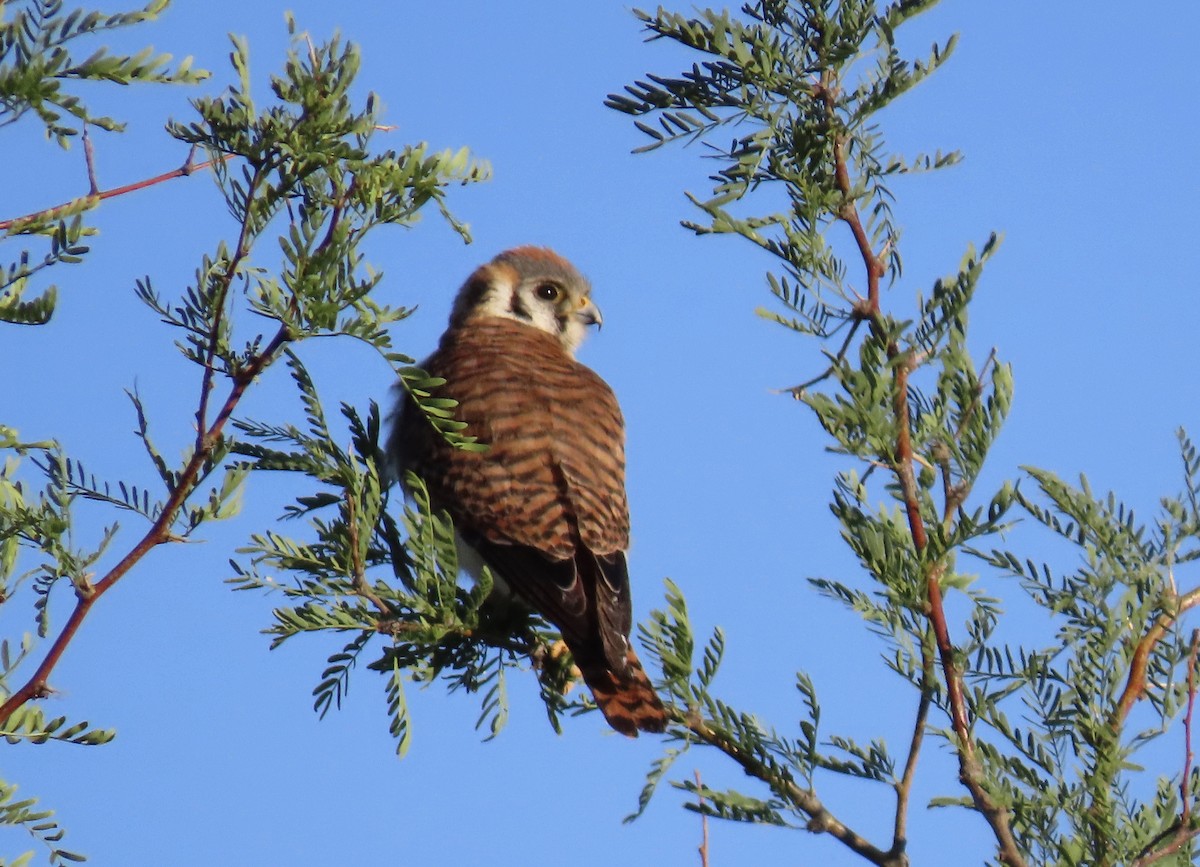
xmin=449 ymin=274 xmax=493 ymax=328
xmin=509 ymin=289 xmax=533 ymax=321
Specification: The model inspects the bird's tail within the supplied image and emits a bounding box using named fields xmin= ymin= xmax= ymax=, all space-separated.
xmin=576 ymin=647 xmax=669 ymax=737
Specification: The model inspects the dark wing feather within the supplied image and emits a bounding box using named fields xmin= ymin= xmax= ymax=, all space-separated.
xmin=466 ymin=536 xmax=589 ymax=645
xmin=579 ymin=548 xmax=633 ymax=673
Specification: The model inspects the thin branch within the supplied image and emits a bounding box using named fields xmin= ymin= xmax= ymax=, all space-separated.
xmin=680 ymin=710 xmax=901 ymax=867
xmin=1111 ymin=588 xmax=1200 ymax=729
xmin=951 ymin=347 xmax=998 ymax=445
xmin=194 ymin=161 xmax=261 ymax=449
xmin=892 ymin=632 xmax=934 ymax=858
xmin=1183 ymin=630 xmax=1199 ymax=824
xmin=0 ymin=149 xmax=235 ymax=232
xmin=826 ymin=85 xmax=1026 ymax=864
xmin=695 ymin=769 xmax=711 ymax=867
xmin=818 ymin=82 xmax=885 ymax=311
xmin=1131 ymin=629 xmax=1200 ymax=867
xmin=1133 ymin=827 xmax=1200 ymax=867
xmin=934 ymin=346 xmax=997 ymax=524
xmin=345 ymin=487 xmax=391 ymax=617
xmin=782 ymin=318 xmax=862 ymax=398
xmin=0 ymin=324 xmax=290 ymax=725
xmin=81 ymin=124 xmax=98 ymax=195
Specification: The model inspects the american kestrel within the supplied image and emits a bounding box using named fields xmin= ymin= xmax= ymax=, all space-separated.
xmin=389 ymin=246 xmax=668 ymax=737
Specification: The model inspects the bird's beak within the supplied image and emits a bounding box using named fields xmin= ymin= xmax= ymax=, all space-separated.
xmin=577 ymin=296 xmax=603 ymax=330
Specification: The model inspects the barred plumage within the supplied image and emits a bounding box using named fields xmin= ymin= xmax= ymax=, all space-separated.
xmin=389 ymin=247 xmax=668 ymax=737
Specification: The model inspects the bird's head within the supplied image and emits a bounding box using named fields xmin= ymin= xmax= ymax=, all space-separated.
xmin=449 ymin=246 xmax=602 ymax=355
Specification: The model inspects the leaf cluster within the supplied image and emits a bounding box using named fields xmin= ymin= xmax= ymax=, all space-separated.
xmin=609 ymin=2 xmax=1015 ymax=855
xmin=607 ymin=0 xmax=959 ymax=331
xmin=0 ymin=433 xmax=117 ymax=639
xmin=0 ymin=0 xmax=209 ymax=326
xmin=612 ymin=4 xmax=1200 ymax=864
xmin=0 ymin=432 xmax=119 ymax=864
xmin=630 ymin=581 xmax=811 ymax=826
xmin=1 ymin=17 xmax=488 ymax=862
xmin=0 ymin=0 xmax=205 ymax=141
xmin=0 ymin=779 xmax=85 ymax=866
xmin=964 ymin=431 xmax=1200 ymax=865
xmin=229 ymin=355 xmax=570 ymax=754
xmin=145 ymin=25 xmax=487 ymax=377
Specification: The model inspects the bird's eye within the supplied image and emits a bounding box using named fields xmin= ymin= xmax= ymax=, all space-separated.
xmin=535 ymin=283 xmax=561 ymax=302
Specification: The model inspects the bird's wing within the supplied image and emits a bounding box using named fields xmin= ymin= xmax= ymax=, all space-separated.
xmin=394 ymin=318 xmax=630 ymax=653
xmin=393 ymin=316 xmax=666 ymax=735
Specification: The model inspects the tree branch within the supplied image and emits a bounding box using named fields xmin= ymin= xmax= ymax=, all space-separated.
xmin=0 ymin=148 xmax=235 ymax=232
xmin=680 ymin=710 xmax=901 ymax=866
xmin=0 ymin=324 xmax=289 ymax=725
xmin=81 ymin=124 xmax=99 ymax=195
xmin=346 ymin=487 xmax=392 ymax=617
xmin=1131 ymin=629 xmax=1200 ymax=867
xmin=826 ymin=96 xmax=1025 ymax=864
xmin=194 ymin=161 xmax=260 ymax=449
xmin=1182 ymin=629 xmax=1199 ymax=825
xmin=1111 ymin=588 xmax=1200 ymax=728
xmin=892 ymin=633 xmax=934 ymax=857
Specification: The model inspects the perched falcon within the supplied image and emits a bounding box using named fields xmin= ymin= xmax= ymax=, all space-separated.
xmin=389 ymin=246 xmax=668 ymax=737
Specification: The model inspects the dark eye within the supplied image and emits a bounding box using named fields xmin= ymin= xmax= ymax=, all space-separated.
xmin=535 ymin=283 xmax=560 ymax=301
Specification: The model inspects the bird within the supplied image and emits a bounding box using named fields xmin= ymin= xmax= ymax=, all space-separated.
xmin=388 ymin=246 xmax=668 ymax=737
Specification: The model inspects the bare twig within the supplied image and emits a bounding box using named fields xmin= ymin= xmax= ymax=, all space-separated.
xmin=0 ymin=149 xmax=235 ymax=232
xmin=0 ymin=324 xmax=290 ymax=725
xmin=822 ymin=75 xmax=1025 ymax=863
xmin=892 ymin=633 xmax=934 ymax=858
xmin=680 ymin=710 xmax=901 ymax=866
xmin=1112 ymin=589 xmax=1200 ymax=729
xmin=782 ymin=319 xmax=862 ymax=398
xmin=82 ymin=124 xmax=99 ymax=195
xmin=1131 ymin=629 xmax=1200 ymax=867
xmin=695 ymin=769 xmax=710 ymax=867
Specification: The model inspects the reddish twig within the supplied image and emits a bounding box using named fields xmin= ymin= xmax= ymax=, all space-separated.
xmin=0 ymin=149 xmax=235 ymax=232
xmin=695 ymin=769 xmax=710 ymax=867
xmin=823 ymin=80 xmax=1024 ymax=863
xmin=1131 ymin=629 xmax=1200 ymax=867
xmin=0 ymin=325 xmax=289 ymax=725
xmin=1111 ymin=589 xmax=1200 ymax=729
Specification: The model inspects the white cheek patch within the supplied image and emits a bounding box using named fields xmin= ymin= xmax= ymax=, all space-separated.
xmin=474 ymin=285 xmax=582 ymax=352
xmin=558 ymin=316 xmax=587 ymax=353
xmin=473 ymin=285 xmax=519 ymax=320
xmin=520 ymin=302 xmax=563 ymax=336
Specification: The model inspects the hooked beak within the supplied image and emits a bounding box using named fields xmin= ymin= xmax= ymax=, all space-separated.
xmin=577 ymin=297 xmax=603 ymax=330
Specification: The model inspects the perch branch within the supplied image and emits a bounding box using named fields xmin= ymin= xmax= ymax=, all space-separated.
xmin=680 ymin=709 xmax=900 ymax=866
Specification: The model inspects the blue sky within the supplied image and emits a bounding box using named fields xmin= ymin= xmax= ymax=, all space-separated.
xmin=3 ymin=2 xmax=1200 ymax=865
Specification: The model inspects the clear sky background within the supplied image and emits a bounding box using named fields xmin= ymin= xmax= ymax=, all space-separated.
xmin=3 ymin=2 xmax=1199 ymax=865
